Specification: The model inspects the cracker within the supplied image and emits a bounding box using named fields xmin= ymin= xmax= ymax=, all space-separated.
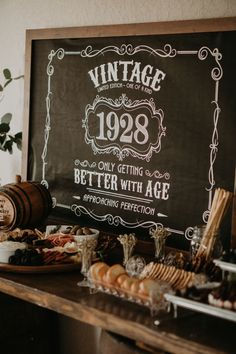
xmin=165 ymin=266 xmax=176 ymax=282
xmin=177 ymin=272 xmax=189 ymax=289
xmin=159 ymin=264 xmax=170 ymax=280
xmin=146 ymin=262 xmax=157 ymax=279
xmin=182 ymin=272 xmax=194 ymax=288
xmin=169 ymin=268 xmax=181 ymax=286
xmin=172 ymin=269 xmax=185 ymax=289
xmin=176 ymin=270 xmax=193 ymax=289
xmin=163 ymin=265 xmax=175 ymax=282
xmin=152 ymin=263 xmax=164 ymax=279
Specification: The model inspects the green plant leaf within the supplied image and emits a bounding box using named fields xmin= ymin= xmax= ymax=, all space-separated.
xmin=0 ymin=135 xmax=8 ymax=151
xmin=1 ymin=113 xmax=12 ymax=124
xmin=17 ymin=141 xmax=22 ymax=150
xmin=0 ymin=135 xmax=6 ymax=145
xmin=0 ymin=123 xmax=10 ymax=133
xmin=3 ymin=68 xmax=11 ymax=80
xmin=3 ymin=139 xmax=13 ymax=154
xmin=11 ymin=132 xmax=22 ymax=151
xmin=14 ymin=75 xmax=24 ymax=80
xmin=4 ymin=78 xmax=13 ymax=88
xmin=14 ymin=132 xmax=22 ymax=139
xmin=16 ymin=138 xmax=22 ymax=150
xmin=0 ymin=68 xmax=24 ymax=154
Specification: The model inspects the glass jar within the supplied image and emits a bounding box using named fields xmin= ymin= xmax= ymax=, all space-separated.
xmin=125 ymin=255 xmax=146 ymax=277
xmin=190 ymin=225 xmax=223 ymax=259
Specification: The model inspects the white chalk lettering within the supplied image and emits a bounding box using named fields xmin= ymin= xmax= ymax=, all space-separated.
xmin=120 ymin=201 xmax=155 ymax=215
xmin=74 ymin=168 xmax=118 ymax=191
xmin=145 ymin=181 xmax=170 ymax=200
xmin=83 ymin=194 xmax=119 ymax=208
xmin=120 ymin=179 xmax=143 ymax=193
xmin=117 ymin=164 xmax=143 ymax=176
xmin=88 ymin=60 xmax=166 ymax=91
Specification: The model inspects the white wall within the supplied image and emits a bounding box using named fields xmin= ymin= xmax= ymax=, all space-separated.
xmin=0 ymin=0 xmax=236 ymax=185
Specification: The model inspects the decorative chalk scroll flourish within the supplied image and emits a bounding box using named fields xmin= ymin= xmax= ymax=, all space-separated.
xmin=76 ymin=43 xmax=177 ymax=58
xmin=185 ymin=226 xmax=194 ymax=241
xmin=71 ymin=204 xmax=160 ymax=228
xmin=74 ymin=159 xmax=97 ymax=168
xmin=145 ymin=169 xmax=170 ymax=180
xmin=42 ymin=44 xmax=223 ymax=239
xmin=41 ymin=48 xmax=65 ymax=188
xmin=71 ymin=204 xmax=184 ymax=235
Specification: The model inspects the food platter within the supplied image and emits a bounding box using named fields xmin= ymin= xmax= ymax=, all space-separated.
xmin=164 ymin=293 xmax=236 ymax=323
xmin=213 ymin=260 xmax=236 ymax=274
xmin=0 ymin=262 xmax=81 ymax=274
xmin=0 ymin=225 xmax=99 ymax=273
xmin=88 ymin=279 xmax=170 ymax=316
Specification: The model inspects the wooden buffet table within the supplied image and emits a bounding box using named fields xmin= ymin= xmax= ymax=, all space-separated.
xmin=0 ymin=269 xmax=235 ymax=354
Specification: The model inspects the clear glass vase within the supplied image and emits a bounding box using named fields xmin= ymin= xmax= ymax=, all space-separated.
xmin=153 ymin=237 xmax=167 ymax=261
xmin=117 ymin=233 xmax=137 ymax=266
xmin=150 ymin=227 xmax=171 ymax=262
xmin=190 ymin=225 xmax=223 ymax=260
xmin=76 ymin=237 xmax=98 ymax=287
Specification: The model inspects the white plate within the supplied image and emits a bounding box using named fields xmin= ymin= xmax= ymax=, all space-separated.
xmin=164 ymin=294 xmax=236 ymax=322
xmin=213 ymin=259 xmax=236 ymax=273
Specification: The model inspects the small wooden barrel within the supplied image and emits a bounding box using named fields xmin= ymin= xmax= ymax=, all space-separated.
xmin=0 ymin=176 xmax=52 ymax=231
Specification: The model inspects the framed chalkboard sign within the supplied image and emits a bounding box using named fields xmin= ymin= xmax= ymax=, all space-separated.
xmin=22 ymin=18 xmax=236 ymax=250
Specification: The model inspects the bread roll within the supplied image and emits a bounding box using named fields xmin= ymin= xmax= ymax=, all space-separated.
xmin=89 ymin=262 xmax=109 ymax=281
xmin=97 ymin=264 xmax=110 ymax=282
xmin=138 ymin=279 xmax=160 ymax=297
xmin=116 ymin=273 xmax=129 ymax=287
xmin=103 ymin=264 xmax=126 ymax=285
xmin=130 ymin=279 xmax=141 ymax=294
xmin=120 ymin=277 xmax=135 ymax=291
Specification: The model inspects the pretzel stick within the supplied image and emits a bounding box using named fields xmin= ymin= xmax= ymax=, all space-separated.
xmin=196 ymin=189 xmax=221 ymax=257
xmin=196 ymin=188 xmax=233 ymax=260
xmin=211 ymin=191 xmax=234 ymax=259
xmin=206 ymin=189 xmax=232 ymax=258
xmin=201 ymin=190 xmax=225 ymax=258
xmin=207 ymin=188 xmax=221 ymax=225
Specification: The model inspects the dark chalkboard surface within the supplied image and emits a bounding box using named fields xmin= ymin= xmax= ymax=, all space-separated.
xmin=23 ymin=19 xmax=236 ymax=250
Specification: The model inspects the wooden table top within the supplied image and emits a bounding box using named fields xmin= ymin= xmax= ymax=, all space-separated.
xmin=0 ymin=269 xmax=235 ymax=354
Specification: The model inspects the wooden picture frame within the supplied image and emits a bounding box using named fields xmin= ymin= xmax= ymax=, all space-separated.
xmin=22 ymin=17 xmax=236 ymax=249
